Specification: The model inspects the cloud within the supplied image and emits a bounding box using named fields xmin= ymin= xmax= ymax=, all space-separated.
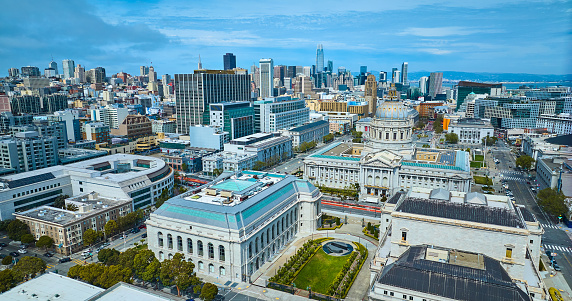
xmin=399 ymin=26 xmax=503 ymax=37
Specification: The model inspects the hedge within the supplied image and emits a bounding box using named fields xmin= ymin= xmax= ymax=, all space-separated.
xmin=318 ymin=224 xmax=343 ymax=231
xmin=341 ymin=242 xmax=368 ymax=298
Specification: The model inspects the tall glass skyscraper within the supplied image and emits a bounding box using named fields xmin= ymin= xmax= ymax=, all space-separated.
xmin=401 ymin=62 xmax=408 ymax=85
xmin=223 ymin=53 xmax=236 ymax=70
xmin=48 ymin=60 xmax=58 ymax=75
xmin=316 ymin=44 xmax=324 ymax=72
xmin=62 ymin=59 xmax=75 ymax=79
xmin=428 ymin=72 xmax=443 ymax=98
xmin=259 ymin=58 xmax=274 ymax=98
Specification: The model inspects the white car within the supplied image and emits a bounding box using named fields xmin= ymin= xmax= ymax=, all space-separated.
xmin=18 ymin=249 xmax=27 ymax=254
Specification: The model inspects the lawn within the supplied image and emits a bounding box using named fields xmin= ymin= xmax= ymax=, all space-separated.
xmin=474 ymin=176 xmax=493 ymax=185
xmin=470 ymin=161 xmax=486 ymax=168
xmin=293 ymin=248 xmax=351 ymax=294
xmin=473 ymin=154 xmax=484 ymax=162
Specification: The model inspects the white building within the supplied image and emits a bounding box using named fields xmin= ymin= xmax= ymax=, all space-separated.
xmin=536 ymin=113 xmax=572 ymax=135
xmin=280 ymin=120 xmax=329 ymax=148
xmin=536 ymin=156 xmax=572 ymax=196
xmin=223 ymin=132 xmax=293 ymax=164
xmin=0 ymin=154 xmax=174 ymax=220
xmin=146 ymin=171 xmax=321 ymax=282
xmin=447 ymin=118 xmax=494 ymax=144
xmin=52 ymin=110 xmax=80 ymax=142
xmin=189 ymin=125 xmax=229 ymax=150
xmin=254 ymin=96 xmax=309 ymax=133
xmin=259 ymin=58 xmax=274 ymax=98
xmin=152 ymin=119 xmax=176 ymax=134
xmin=91 ymin=106 xmax=129 ymax=129
xmin=202 ymin=152 xmax=257 ymax=174
xmin=370 ymin=187 xmax=546 ymax=301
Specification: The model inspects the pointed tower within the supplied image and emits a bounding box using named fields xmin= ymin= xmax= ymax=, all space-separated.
xmin=198 ymin=55 xmax=203 ymax=70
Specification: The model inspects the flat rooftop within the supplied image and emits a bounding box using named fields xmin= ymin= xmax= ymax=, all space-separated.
xmin=1 ymin=272 xmax=104 ymax=301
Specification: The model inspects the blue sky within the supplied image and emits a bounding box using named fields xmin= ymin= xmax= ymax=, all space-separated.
xmin=1 ymin=0 xmax=571 ymax=77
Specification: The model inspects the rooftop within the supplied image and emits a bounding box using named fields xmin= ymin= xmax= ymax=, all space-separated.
xmin=87 ymin=282 xmax=171 ymax=301
xmin=309 ymin=142 xmax=360 ymax=161
xmin=287 ymin=120 xmax=329 ymax=133
xmin=377 ymin=245 xmax=530 ymax=301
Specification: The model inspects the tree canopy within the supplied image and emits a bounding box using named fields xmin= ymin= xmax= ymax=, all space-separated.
xmin=83 ymin=229 xmax=103 ymax=246
xmin=537 ymin=188 xmax=569 ymax=217
xmin=13 ymin=256 xmax=46 ymax=280
xmin=445 ymin=133 xmax=458 ymax=144
xmin=516 ymin=155 xmax=535 ymax=170
xmin=6 ymin=219 xmax=30 ymax=241
xmin=20 ymin=234 xmax=35 ymax=244
xmin=104 ymin=220 xmax=118 ymax=238
xmin=36 ymin=236 xmax=54 ymax=250
xmin=160 ymin=253 xmax=200 ymax=296
xmin=200 ymin=283 xmax=219 ymax=301
xmin=0 ymin=269 xmax=20 ymax=293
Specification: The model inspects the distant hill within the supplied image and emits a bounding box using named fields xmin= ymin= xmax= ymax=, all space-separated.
xmin=357 ymin=71 xmax=572 ymax=83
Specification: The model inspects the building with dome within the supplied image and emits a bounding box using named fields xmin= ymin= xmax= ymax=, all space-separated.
xmin=303 ymin=100 xmax=472 ymax=199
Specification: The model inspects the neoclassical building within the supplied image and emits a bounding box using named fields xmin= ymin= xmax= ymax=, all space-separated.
xmin=303 ymin=101 xmax=472 ymax=198
xmin=146 ymin=171 xmax=321 ymax=282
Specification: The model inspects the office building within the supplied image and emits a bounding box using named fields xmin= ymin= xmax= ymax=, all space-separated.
xmin=259 ymin=59 xmax=274 ymax=98
xmin=418 ymin=76 xmax=428 ymax=95
xmin=0 ymin=112 xmax=33 ymax=134
xmin=0 ymin=131 xmax=58 ymax=174
xmin=391 ymin=68 xmax=399 ymax=84
xmin=0 ymin=154 xmax=174 ymax=220
xmin=189 ymin=125 xmax=229 ymax=150
xmin=146 ymin=171 xmax=321 ymax=282
xmin=48 ymin=60 xmax=58 ymax=75
xmin=74 ymin=64 xmax=85 ymax=82
xmin=44 ymin=68 xmax=56 ymax=78
xmin=8 ymin=67 xmax=19 ymax=78
xmin=110 ymin=115 xmax=152 ymax=138
xmin=316 ymin=44 xmax=324 ymax=72
xmin=91 ymin=106 xmax=129 ymax=129
xmin=254 ymin=96 xmax=309 ymax=133
xmin=447 ymin=118 xmax=494 ymax=144
xmin=536 ymin=113 xmax=572 ymax=135
xmin=140 ymin=66 xmax=149 ymax=76
xmin=148 ymin=66 xmax=157 ymax=82
xmin=174 ymin=70 xmax=250 ymax=134
xmin=62 ymin=59 xmax=75 ymax=79
xmin=223 ymin=53 xmax=236 ymax=70
xmin=152 ymin=119 xmax=176 ymax=134
xmin=86 ymin=67 xmax=106 ymax=84
xmin=21 ymin=66 xmax=41 ymax=77
xmin=401 ymin=62 xmax=408 ymax=85
xmin=10 ymin=94 xmax=68 ymax=115
xmin=428 ymin=72 xmax=443 ymax=98
xmin=83 ymin=122 xmax=111 ymax=143
xmin=365 ymin=74 xmax=378 ymax=116
xmin=205 ymin=101 xmax=254 ymax=140
xmin=224 ymin=132 xmax=293 ymax=165
xmin=14 ymin=192 xmax=132 ymax=254
xmin=281 ymin=120 xmax=329 ymax=148
xmin=536 ymin=156 xmax=572 ymax=196
xmin=456 ymin=81 xmax=503 ymax=111
xmin=379 ymin=71 xmax=387 ymax=83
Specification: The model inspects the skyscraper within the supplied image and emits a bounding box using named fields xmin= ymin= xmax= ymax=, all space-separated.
xmin=259 ymin=58 xmax=274 ymax=98
xmin=223 ymin=53 xmax=236 ymax=70
xmin=140 ymin=66 xmax=149 ymax=76
xmin=62 ymin=59 xmax=75 ymax=79
xmin=149 ymin=66 xmax=157 ymax=82
xmin=364 ymin=74 xmax=378 ymax=116
xmin=379 ymin=71 xmax=387 ymax=82
xmin=274 ymin=65 xmax=285 ymax=87
xmin=392 ymin=68 xmax=400 ymax=84
xmin=8 ymin=68 xmax=19 ymax=78
xmin=360 ymin=66 xmax=367 ymax=74
xmin=48 ymin=60 xmax=58 ymax=75
xmin=419 ymin=76 xmax=429 ymax=95
xmin=401 ymin=62 xmax=408 ymax=85
xmin=21 ymin=66 xmax=40 ymax=77
xmin=174 ymin=70 xmax=250 ymax=133
xmin=75 ymin=65 xmax=85 ymax=83
xmin=428 ymin=72 xmax=443 ymax=98
xmin=326 ymin=60 xmax=333 ymax=73
xmin=316 ymin=44 xmax=324 ymax=72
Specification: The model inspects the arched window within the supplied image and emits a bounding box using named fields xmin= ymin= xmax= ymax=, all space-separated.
xmin=187 ymin=238 xmax=193 ymax=254
xmin=198 ymin=261 xmax=204 ymax=270
xmin=266 ymin=229 xmax=270 ymax=244
xmin=159 ymin=251 xmax=164 ymax=260
xmin=177 ymin=236 xmax=183 ymax=251
xmin=167 ymin=234 xmax=173 ymax=249
xmin=255 ymin=237 xmax=259 ymax=253
xmin=272 ymin=225 xmax=275 ymax=239
xmin=281 ymin=217 xmax=285 ymax=232
xmin=158 ymin=232 xmax=164 ymax=247
xmin=248 ymin=242 xmax=253 ymax=258
xmin=219 ymin=245 xmax=225 ymax=262
xmin=260 ymin=234 xmax=264 ymax=249
xmin=285 ymin=213 xmax=289 ymax=227
xmin=198 ymin=240 xmax=204 ymax=256
xmin=219 ymin=266 xmax=226 ymax=276
xmin=208 ymin=243 xmax=214 ymax=259
xmin=209 ymin=263 xmax=215 ymax=273
xmin=168 ymin=253 xmax=173 ymax=260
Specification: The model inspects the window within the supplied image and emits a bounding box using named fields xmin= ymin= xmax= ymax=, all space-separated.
xmin=390 ymin=292 xmax=394 ymax=296
xmin=177 ymin=236 xmax=183 ymax=251
xmin=403 ymin=295 xmax=407 ymax=299
xmin=80 ymin=188 xmax=84 ymax=192
xmin=506 ymin=248 xmax=512 ymax=258
xmin=219 ymin=266 xmax=226 ymax=276
xmin=158 ymin=232 xmax=164 ymax=247
xmin=187 ymin=238 xmax=193 ymax=254
xmin=384 ymin=291 xmax=387 ymax=295
xmin=409 ymin=297 xmax=413 ymax=300
xmin=198 ymin=261 xmax=204 ymax=270
xmin=401 ymin=231 xmax=407 ymax=241
xmin=219 ymin=245 xmax=225 ymax=262
xmin=530 ymin=240 xmax=533 ymax=244
xmin=167 ymin=234 xmax=173 ymax=249
xmin=208 ymin=243 xmax=214 ymax=259
xmin=386 ymin=133 xmax=389 ymax=139
xmin=209 ymin=263 xmax=215 ymax=273
xmin=198 ymin=240 xmax=204 ymax=256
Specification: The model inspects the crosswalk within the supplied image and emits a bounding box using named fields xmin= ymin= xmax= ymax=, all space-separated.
xmin=542 ymin=223 xmax=562 ymax=229
xmin=543 ymin=244 xmax=572 ymax=254
xmin=501 ymin=176 xmax=525 ymax=181
xmin=72 ymin=259 xmax=88 ymax=266
xmin=46 ymin=264 xmax=55 ymax=269
xmin=499 ymin=170 xmax=521 ymax=175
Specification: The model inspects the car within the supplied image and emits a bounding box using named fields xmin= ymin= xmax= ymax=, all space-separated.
xmin=138 ymin=225 xmax=147 ymax=229
xmin=43 ymin=252 xmax=53 ymax=257
xmin=9 ymin=252 xmax=19 ymax=257
xmin=20 ymin=244 xmax=27 ymax=249
xmin=59 ymin=257 xmax=71 ymax=263
xmin=18 ymin=249 xmax=27 ymax=254
xmin=130 ymin=228 xmax=140 ymax=234
xmin=0 ymin=243 xmax=7 ymax=247
xmin=141 ymin=233 xmax=147 ymax=238
xmin=554 ymin=263 xmax=562 ymax=271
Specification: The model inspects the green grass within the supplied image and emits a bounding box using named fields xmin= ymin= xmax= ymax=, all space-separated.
xmin=293 ymin=248 xmax=351 ymax=294
xmin=473 ymin=176 xmax=493 ymax=185
xmin=473 ymin=154 xmax=484 ymax=162
xmin=470 ymin=161 xmax=485 ymax=168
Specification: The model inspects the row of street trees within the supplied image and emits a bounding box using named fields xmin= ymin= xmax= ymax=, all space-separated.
xmin=83 ymin=209 xmax=145 ymax=247
xmin=0 ymin=256 xmax=47 ymax=292
xmin=69 ymin=248 xmax=218 ymax=300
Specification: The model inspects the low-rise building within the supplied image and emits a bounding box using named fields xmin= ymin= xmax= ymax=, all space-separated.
xmin=146 ymin=171 xmax=321 ymax=282
xmin=111 ymin=115 xmax=152 ymax=138
xmin=189 ymin=125 xmax=229 ymax=150
xmin=281 ymin=120 xmax=329 ymax=148
xmin=536 ymin=113 xmax=572 ymax=135
xmin=151 ymin=119 xmax=176 ymax=134
xmin=536 ymin=156 xmax=572 ymax=195
xmin=14 ymin=192 xmax=132 ymax=254
xmin=224 ymin=132 xmax=292 ymax=165
xmin=447 ymin=118 xmax=494 ymax=144
xmin=83 ymin=122 xmax=110 ymax=144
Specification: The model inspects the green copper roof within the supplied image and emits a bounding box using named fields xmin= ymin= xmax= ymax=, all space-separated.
xmin=211 ymin=179 xmax=256 ymax=192
xmin=311 ymin=155 xmax=361 ymax=161
xmin=402 ymin=161 xmax=463 ymax=171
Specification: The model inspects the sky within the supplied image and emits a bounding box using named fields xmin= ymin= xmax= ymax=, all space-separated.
xmin=1 ymin=0 xmax=571 ymax=78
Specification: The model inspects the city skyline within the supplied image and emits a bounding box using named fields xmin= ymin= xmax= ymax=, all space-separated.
xmin=0 ymin=0 xmax=571 ymax=77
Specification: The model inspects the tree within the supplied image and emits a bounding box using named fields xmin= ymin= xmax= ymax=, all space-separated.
xmin=118 ymin=248 xmax=139 ymax=271
xmin=445 ymin=133 xmax=458 ymax=144
xmin=323 ymin=133 xmax=334 ymax=143
xmin=66 ymin=203 xmax=79 ymax=211
xmin=133 ymin=249 xmax=157 ymax=278
xmin=212 ymin=168 xmax=222 ymax=177
xmin=2 ymin=256 xmax=12 ymax=265
xmin=0 ymin=269 xmax=19 ymax=293
xmin=200 ymin=283 xmax=219 ymax=301
xmin=160 ymin=253 xmax=200 ymax=296
xmin=482 ymin=136 xmax=498 ymax=146
xmin=52 ymin=194 xmax=69 ymax=209
xmin=516 ymin=155 xmax=535 ymax=170
xmin=83 ymin=229 xmax=102 ymax=246
xmin=253 ymin=161 xmax=266 ymax=171
xmin=13 ymin=256 xmax=46 ymax=280
xmin=181 ymin=163 xmax=188 ymax=172
xmin=36 ymin=236 xmax=54 ymax=250
xmin=20 ymin=234 xmax=35 ymax=244
xmin=6 ymin=219 xmax=30 ymax=241
xmin=155 ymin=188 xmax=170 ymax=208
xmin=95 ymin=265 xmax=132 ymax=289
xmin=104 ymin=220 xmax=118 ymax=238
xmin=141 ymin=258 xmax=161 ymax=285
xmin=98 ymin=249 xmax=120 ymax=265
xmin=537 ymin=188 xmax=569 ymax=217
xmin=434 ymin=116 xmax=443 ymax=134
